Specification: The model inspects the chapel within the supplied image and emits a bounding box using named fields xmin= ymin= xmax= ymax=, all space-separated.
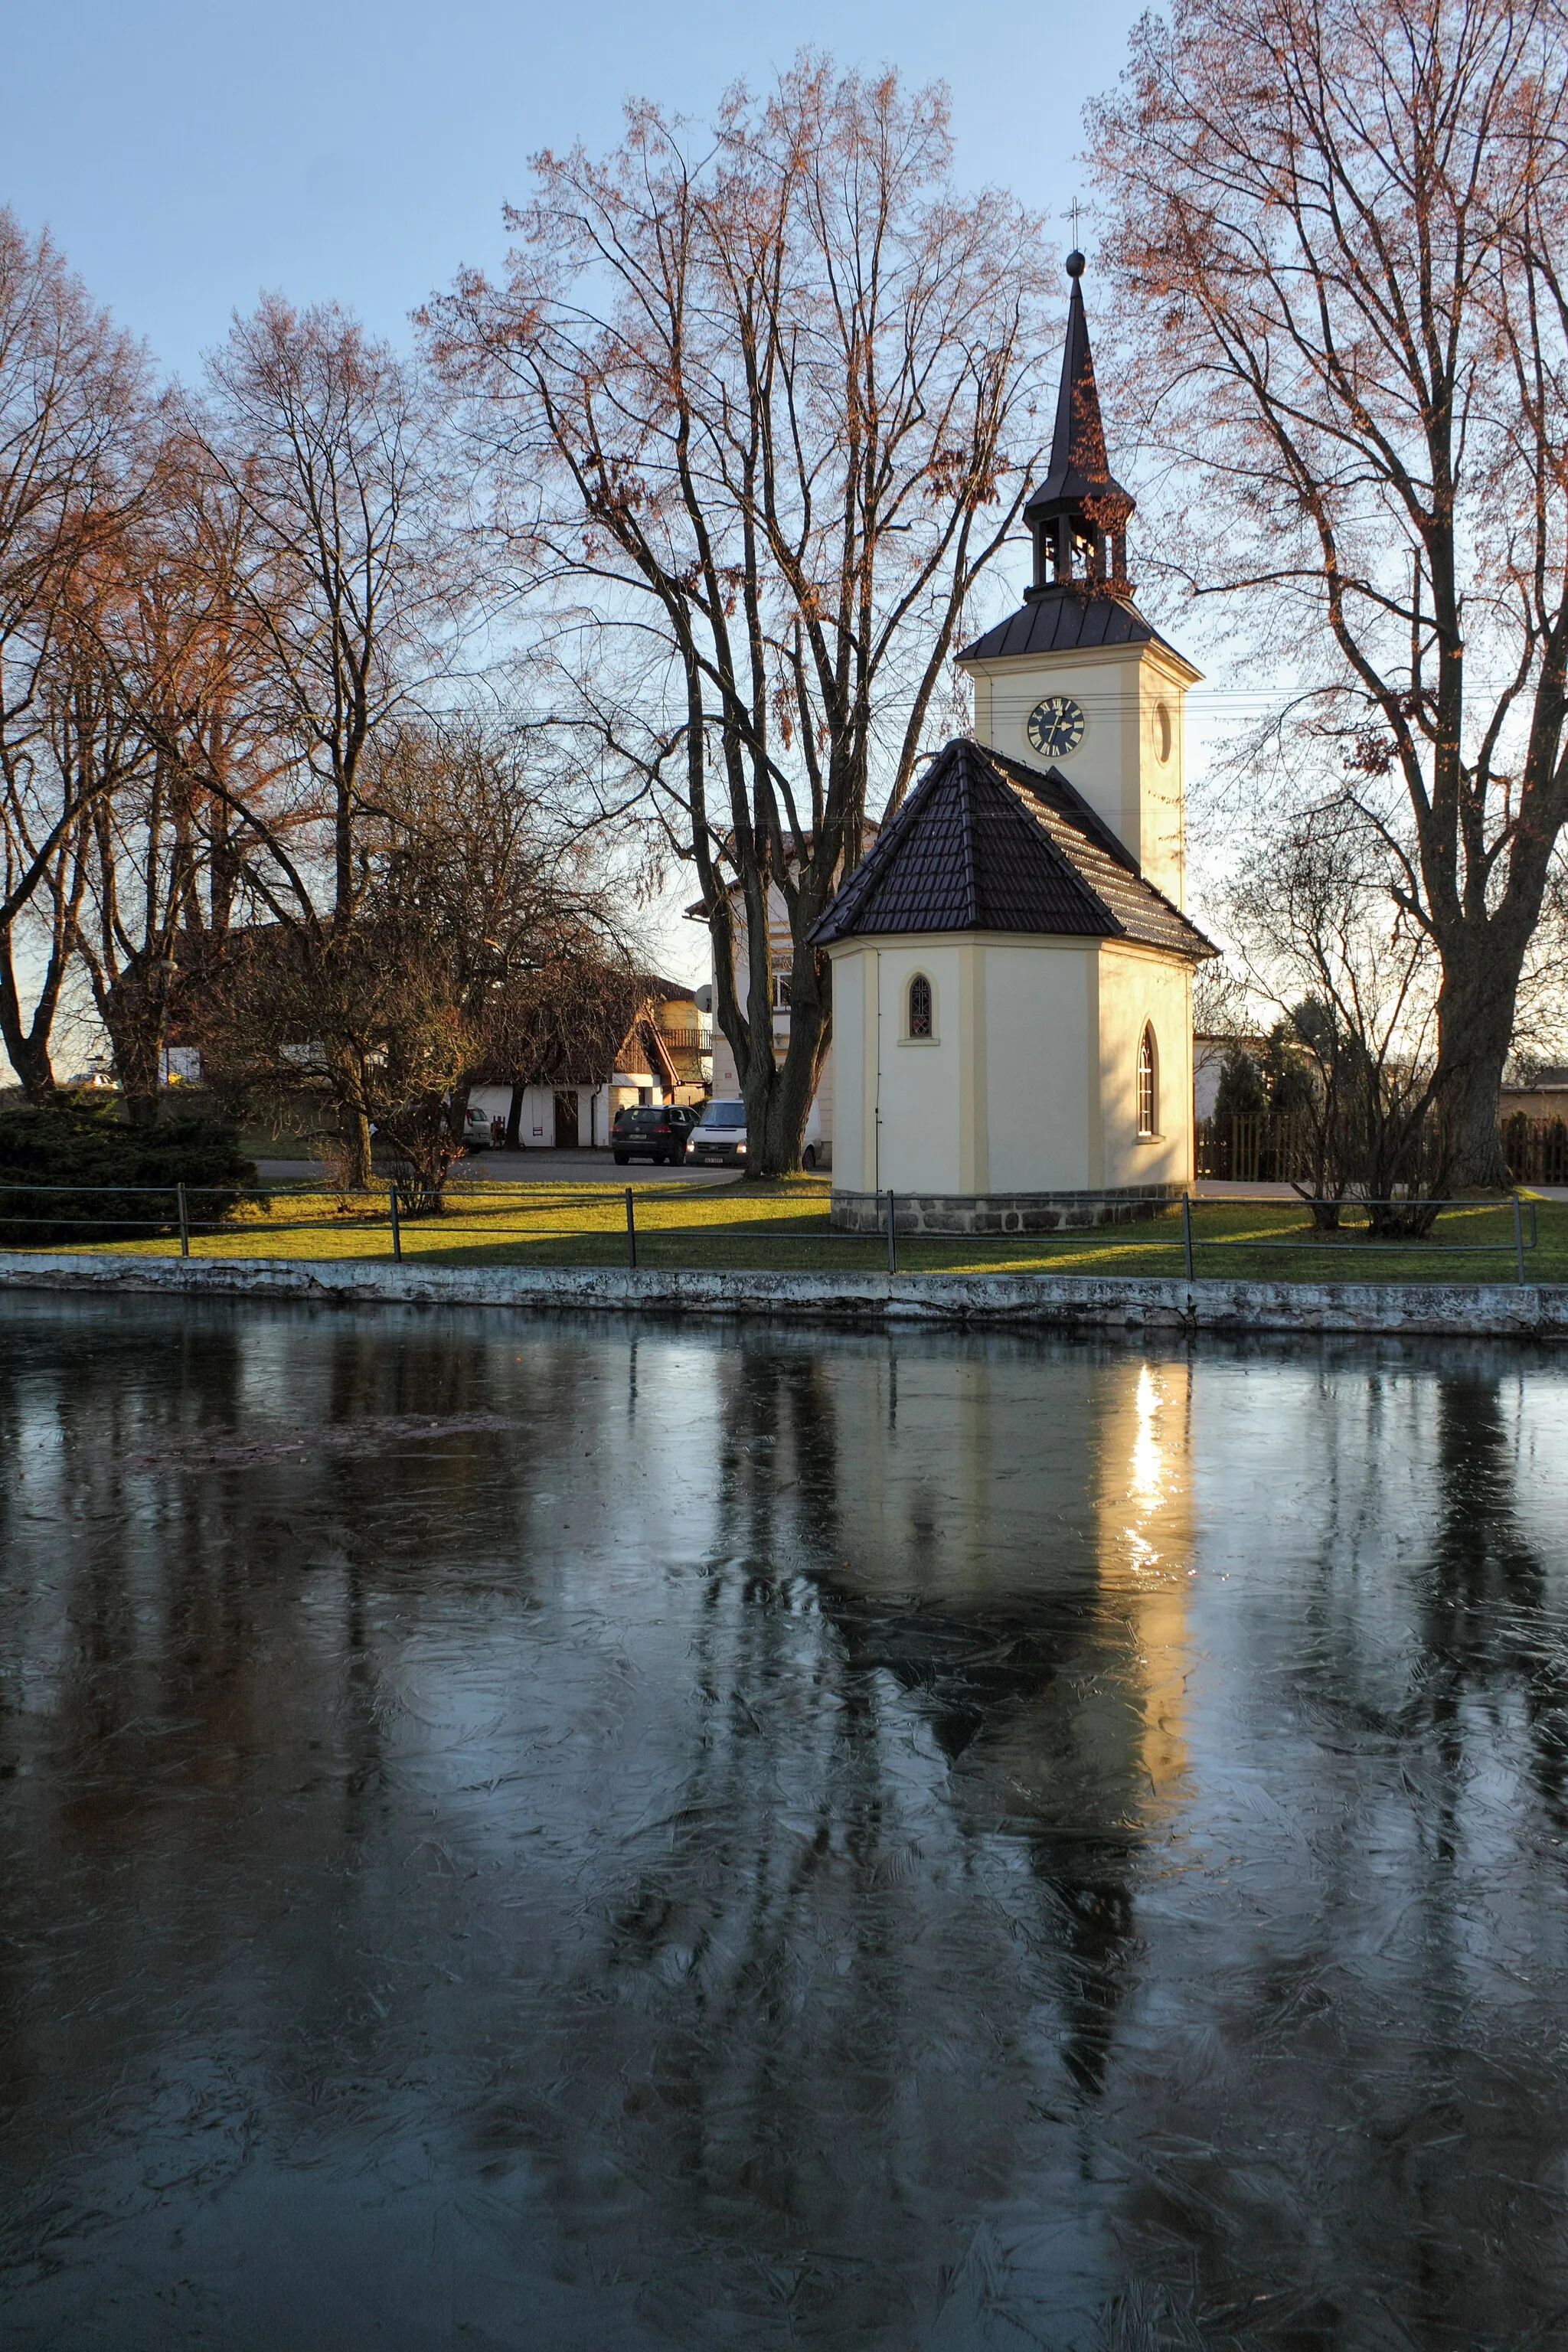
xmin=811 ymin=250 xmax=1216 ymax=1224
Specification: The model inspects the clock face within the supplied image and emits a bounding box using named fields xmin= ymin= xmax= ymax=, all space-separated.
xmin=1027 ymin=695 xmax=1087 ymax=760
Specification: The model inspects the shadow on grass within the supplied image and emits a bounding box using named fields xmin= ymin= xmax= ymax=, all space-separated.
xmin=31 ymin=1192 xmax=1568 ymax=1287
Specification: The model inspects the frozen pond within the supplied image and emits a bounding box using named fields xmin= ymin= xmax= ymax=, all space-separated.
xmin=3 ymin=1297 xmax=1568 ymax=2349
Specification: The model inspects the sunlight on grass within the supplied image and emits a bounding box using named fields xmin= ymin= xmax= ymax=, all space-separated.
xmin=18 ymin=1177 xmax=1563 ymax=1287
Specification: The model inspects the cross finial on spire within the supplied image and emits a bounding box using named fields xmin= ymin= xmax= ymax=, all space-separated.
xmin=1066 ymin=198 xmax=1083 ymax=247
xmin=1063 ymin=201 xmax=1086 ymax=279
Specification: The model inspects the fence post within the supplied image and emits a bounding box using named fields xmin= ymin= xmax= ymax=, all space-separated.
xmin=1181 ymin=1192 xmax=1194 ymax=1282
xmin=176 ymin=1182 xmax=189 ymax=1258
xmin=388 ymin=1182 xmax=402 ymax=1263
xmin=1514 ymin=1191 xmax=1526 ymax=1285
xmin=885 ymin=1189 xmax=897 ymax=1276
xmin=626 ymin=1185 xmax=637 ymax=1270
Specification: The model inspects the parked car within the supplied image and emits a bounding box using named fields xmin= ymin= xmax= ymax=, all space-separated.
xmin=688 ymin=1099 xmax=747 ymax=1168
xmin=688 ymin=1095 xmax=831 ymax=1171
xmin=463 ymin=1102 xmax=505 ymax=1148
xmin=611 ymin=1103 xmax=700 ymax=1165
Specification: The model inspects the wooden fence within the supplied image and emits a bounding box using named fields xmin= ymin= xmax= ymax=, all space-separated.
xmin=1195 ymin=1115 xmax=1315 ymax=1184
xmin=1503 ymin=1115 xmax=1568 ymax=1187
xmin=1198 ymin=1110 xmax=1568 ymax=1187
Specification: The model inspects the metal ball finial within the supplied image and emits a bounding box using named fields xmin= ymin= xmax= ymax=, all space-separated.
xmin=1066 ymin=249 xmax=1086 ymax=279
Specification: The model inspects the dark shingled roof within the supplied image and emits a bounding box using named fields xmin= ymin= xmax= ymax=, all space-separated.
xmin=959 ymin=585 xmax=1181 ymax=665
xmin=808 ymin=738 xmax=1216 ymax=961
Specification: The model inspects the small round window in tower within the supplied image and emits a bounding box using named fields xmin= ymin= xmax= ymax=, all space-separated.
xmin=1154 ymin=701 xmax=1173 ymax=763
xmin=1027 ymin=696 xmax=1086 ymax=761
xmin=907 ymin=974 xmax=933 ymax=1040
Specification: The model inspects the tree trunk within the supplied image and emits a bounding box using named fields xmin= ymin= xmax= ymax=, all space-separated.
xmin=745 ymin=962 xmax=829 ymax=1178
xmin=4 ymin=1032 xmax=56 ymax=1102
xmin=103 ymin=999 xmax=164 ymax=1128
xmin=338 ymin=1101 xmax=374 ymax=1189
xmin=0 ymin=949 xmax=59 ymax=1102
xmin=326 ymin=1050 xmax=375 ymax=1189
xmin=1432 ymin=949 xmax=1517 ymax=1189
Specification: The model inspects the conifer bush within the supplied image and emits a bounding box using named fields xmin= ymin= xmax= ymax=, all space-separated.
xmin=0 ymin=1097 xmax=260 ymax=1245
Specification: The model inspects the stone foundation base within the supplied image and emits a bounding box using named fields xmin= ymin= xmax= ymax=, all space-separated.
xmin=830 ymin=1185 xmax=1182 ymax=1236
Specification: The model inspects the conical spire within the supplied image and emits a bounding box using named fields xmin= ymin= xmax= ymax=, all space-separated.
xmin=1024 ymin=253 xmax=1134 ymax=599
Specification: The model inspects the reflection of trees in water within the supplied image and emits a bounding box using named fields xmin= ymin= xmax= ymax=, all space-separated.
xmin=1112 ymin=1354 xmax=1568 ymax=2347
xmin=564 ymin=1332 xmax=1187 ymax=2324
xmin=1278 ymin=1356 xmax=1568 ymax=1836
xmin=1417 ymin=1372 xmax=1568 ymax=1836
xmin=11 ymin=1308 xmax=1568 ymax=2344
xmin=0 ymin=1302 xmax=606 ymax=2185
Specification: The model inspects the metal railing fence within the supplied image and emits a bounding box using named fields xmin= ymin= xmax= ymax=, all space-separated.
xmin=0 ymin=1179 xmax=1547 ymax=1282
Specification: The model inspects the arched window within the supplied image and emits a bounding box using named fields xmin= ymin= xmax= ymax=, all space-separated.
xmin=1137 ymin=1025 xmax=1158 ymax=1136
xmin=907 ymin=973 xmax=933 ymax=1040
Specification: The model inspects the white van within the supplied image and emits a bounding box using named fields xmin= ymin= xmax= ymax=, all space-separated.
xmin=688 ymin=1095 xmax=829 ymax=1171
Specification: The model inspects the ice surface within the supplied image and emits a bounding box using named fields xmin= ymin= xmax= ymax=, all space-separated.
xmin=2 ymin=1298 xmax=1567 ymax=2347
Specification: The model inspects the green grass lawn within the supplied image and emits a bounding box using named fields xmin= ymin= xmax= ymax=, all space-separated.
xmin=20 ymin=1175 xmax=1567 ymax=1286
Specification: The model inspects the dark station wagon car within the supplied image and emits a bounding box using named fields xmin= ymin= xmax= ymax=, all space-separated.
xmin=610 ymin=1104 xmax=701 ymax=1165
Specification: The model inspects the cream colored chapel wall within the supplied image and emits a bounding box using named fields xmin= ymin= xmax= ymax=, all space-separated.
xmin=1096 ymin=945 xmax=1194 ymax=1190
xmin=874 ymin=942 xmax=965 ymax=1191
xmin=830 ymin=951 xmax=866 ymax=1187
xmin=982 ymin=942 xmax=1097 ymax=1192
xmin=1133 ymin=657 xmax=1187 ymax=907
xmin=828 ymin=940 xmax=966 ymax=1193
xmin=967 ymin=642 xmax=1193 ymax=907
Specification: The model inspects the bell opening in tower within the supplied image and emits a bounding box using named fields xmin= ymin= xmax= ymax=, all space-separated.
xmin=1022 ymin=253 xmax=1137 ymax=606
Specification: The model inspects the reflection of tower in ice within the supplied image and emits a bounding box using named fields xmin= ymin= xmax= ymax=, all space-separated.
xmin=1107 ymin=1359 xmax=1195 ymax=1816
xmin=770 ymin=1341 xmax=1200 ymax=1854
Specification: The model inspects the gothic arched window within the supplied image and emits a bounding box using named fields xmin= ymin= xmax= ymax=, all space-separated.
xmin=907 ymin=974 xmax=933 ymax=1040
xmin=1137 ymin=1024 xmax=1158 ymax=1136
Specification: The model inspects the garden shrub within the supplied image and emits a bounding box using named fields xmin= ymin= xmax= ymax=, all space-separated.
xmin=0 ymin=1097 xmax=260 ymax=1245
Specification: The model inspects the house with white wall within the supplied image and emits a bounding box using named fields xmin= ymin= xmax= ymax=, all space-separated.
xmin=466 ymin=975 xmax=709 ymax=1150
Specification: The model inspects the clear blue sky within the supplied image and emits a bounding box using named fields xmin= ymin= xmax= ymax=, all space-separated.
xmin=8 ymin=0 xmax=1144 ymax=381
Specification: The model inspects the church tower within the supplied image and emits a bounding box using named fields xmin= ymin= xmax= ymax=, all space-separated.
xmin=806 ymin=250 xmax=1215 ymax=1222
xmin=958 ymin=252 xmax=1200 ymax=909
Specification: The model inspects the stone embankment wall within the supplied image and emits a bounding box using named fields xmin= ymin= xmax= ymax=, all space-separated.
xmin=2 ymin=1250 xmax=1564 ymax=1339
xmin=830 ymin=1187 xmax=1181 ymax=1235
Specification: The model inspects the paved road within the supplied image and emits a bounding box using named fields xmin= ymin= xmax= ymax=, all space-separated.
xmin=254 ymin=1149 xmax=743 ymax=1189
xmin=252 ymin=1160 xmax=1566 ymax=1204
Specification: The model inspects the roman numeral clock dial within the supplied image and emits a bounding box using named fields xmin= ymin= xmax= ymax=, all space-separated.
xmin=1027 ymin=696 xmax=1086 ymax=760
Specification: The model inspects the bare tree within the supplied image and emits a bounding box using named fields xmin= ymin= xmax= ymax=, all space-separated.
xmin=197 ymin=299 xmax=459 ymax=1179
xmin=195 ymin=717 xmax=636 ymax=1206
xmin=62 ymin=416 xmax=289 ymax=1119
xmin=1089 ymin=0 xmax=1568 ymax=1184
xmin=367 ymin=718 xmax=639 ymax=1153
xmin=1227 ymin=799 xmax=1444 ymax=1227
xmin=0 ymin=210 xmax=146 ymax=1096
xmin=429 ymin=59 xmax=1052 ymax=1174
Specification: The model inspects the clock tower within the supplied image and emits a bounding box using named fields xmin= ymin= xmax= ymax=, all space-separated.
xmin=957 ymin=251 xmax=1199 ymax=909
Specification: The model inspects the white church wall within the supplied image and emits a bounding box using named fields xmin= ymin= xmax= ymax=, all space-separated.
xmin=983 ymin=942 xmax=1097 ymax=1193
xmin=966 ymin=640 xmax=1196 ymax=908
xmin=1096 ymin=944 xmax=1194 ymax=1190
xmin=1134 ymin=653 xmax=1189 ymax=908
xmin=876 ymin=942 xmax=965 ymax=1193
xmin=831 ymin=952 xmax=867 ymax=1187
xmin=825 ymin=939 xmax=965 ymax=1192
xmin=974 ymin=644 xmax=1143 ymax=861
